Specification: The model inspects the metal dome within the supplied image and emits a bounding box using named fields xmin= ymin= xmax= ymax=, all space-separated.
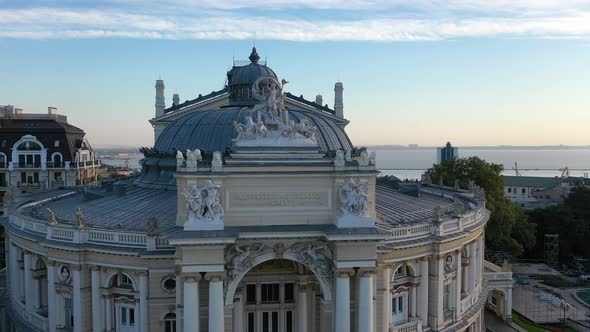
xmin=154 ymin=107 xmax=354 ymax=153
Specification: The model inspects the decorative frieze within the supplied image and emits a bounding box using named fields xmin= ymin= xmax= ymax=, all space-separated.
xmin=183 ymin=180 xmax=224 ymax=231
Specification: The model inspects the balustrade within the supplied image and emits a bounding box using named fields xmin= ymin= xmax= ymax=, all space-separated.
xmin=390 ymin=319 xmax=422 ymax=332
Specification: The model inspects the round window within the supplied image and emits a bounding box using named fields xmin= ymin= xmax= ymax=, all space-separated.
xmin=162 ymin=277 xmax=176 ymax=291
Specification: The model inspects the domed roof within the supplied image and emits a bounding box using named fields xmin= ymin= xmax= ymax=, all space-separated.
xmin=227 ymin=47 xmax=278 ymax=87
xmin=154 ymin=108 xmax=353 ymax=153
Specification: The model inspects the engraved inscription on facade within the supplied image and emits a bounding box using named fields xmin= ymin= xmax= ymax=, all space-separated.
xmin=228 ymin=190 xmax=330 ymax=210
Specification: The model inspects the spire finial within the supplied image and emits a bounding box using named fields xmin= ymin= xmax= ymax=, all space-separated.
xmin=249 ymin=47 xmax=260 ymax=64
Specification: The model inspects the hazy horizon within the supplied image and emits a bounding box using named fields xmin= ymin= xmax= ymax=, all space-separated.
xmin=2 ymin=1 xmax=590 ymax=147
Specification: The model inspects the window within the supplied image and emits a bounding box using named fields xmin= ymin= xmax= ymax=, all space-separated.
xmin=129 ymin=308 xmax=135 ymax=326
xmin=121 ymin=307 xmax=127 ymax=325
xmin=398 ymin=297 xmax=403 ymax=312
xmin=522 ymin=188 xmax=526 ymax=194
xmin=443 ymin=284 xmax=451 ymax=310
xmin=284 ymin=283 xmax=294 ymax=303
xmin=54 ymin=140 xmax=60 ymax=147
xmin=163 ymin=313 xmax=176 ymax=332
xmin=247 ymin=312 xmax=255 ymax=332
xmin=246 ymin=284 xmax=256 ymax=304
xmin=507 ymin=188 xmax=512 ymax=193
xmin=286 ymin=311 xmax=293 ymax=332
xmin=261 ymin=284 xmax=280 ymax=303
xmin=162 ymin=277 xmax=176 ymax=292
xmin=120 ymin=274 xmax=132 ymax=287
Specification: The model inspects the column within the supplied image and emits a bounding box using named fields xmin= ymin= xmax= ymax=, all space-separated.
xmin=139 ymin=272 xmax=149 ymax=332
xmin=297 ymin=284 xmax=308 ymax=332
xmin=479 ymin=236 xmax=485 ymax=289
xmin=505 ymin=288 xmax=512 ymax=321
xmin=33 ymin=276 xmax=41 ymax=310
xmin=232 ymin=295 xmax=243 ymax=332
xmin=462 ymin=259 xmax=468 ymax=296
xmin=104 ymin=295 xmax=113 ymax=332
xmin=176 ymin=269 xmax=184 ymax=332
xmin=418 ymin=258 xmax=429 ymax=327
xmin=73 ymin=266 xmax=83 ymax=332
xmin=335 ymin=270 xmax=351 ymax=332
xmin=9 ymin=244 xmax=18 ymax=302
xmin=47 ymin=262 xmax=57 ymax=332
xmin=183 ymin=274 xmax=201 ymax=332
xmin=206 ymin=273 xmax=225 ymax=332
xmin=24 ymin=251 xmax=33 ymax=314
xmin=411 ymin=285 xmax=417 ymax=318
xmin=469 ymin=242 xmax=476 ymax=292
xmin=381 ymin=267 xmax=391 ymax=332
xmin=455 ymin=250 xmax=462 ymax=318
xmin=91 ymin=267 xmax=103 ymax=332
xmin=358 ymin=270 xmax=374 ymax=332
xmin=430 ymin=255 xmax=444 ymax=329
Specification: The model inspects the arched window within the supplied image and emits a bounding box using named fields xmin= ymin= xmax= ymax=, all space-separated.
xmin=163 ymin=313 xmax=176 ymax=332
xmin=0 ymin=153 xmax=6 ymax=167
xmin=17 ymin=141 xmax=42 ymax=151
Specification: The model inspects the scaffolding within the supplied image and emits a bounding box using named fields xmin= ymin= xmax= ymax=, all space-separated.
xmin=544 ymin=234 xmax=559 ymax=269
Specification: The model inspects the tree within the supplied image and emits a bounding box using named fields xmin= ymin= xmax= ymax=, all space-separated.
xmin=425 ymin=157 xmax=536 ymax=257
xmin=526 ymin=187 xmax=590 ymax=263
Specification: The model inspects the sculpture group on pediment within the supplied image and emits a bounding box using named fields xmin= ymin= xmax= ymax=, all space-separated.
xmin=340 ymin=178 xmax=369 ymax=217
xmin=233 ymin=76 xmax=318 ymax=146
xmin=183 ymin=180 xmax=224 ymax=223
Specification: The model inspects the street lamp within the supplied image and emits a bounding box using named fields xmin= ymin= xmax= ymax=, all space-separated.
xmin=560 ymin=300 xmax=570 ymax=326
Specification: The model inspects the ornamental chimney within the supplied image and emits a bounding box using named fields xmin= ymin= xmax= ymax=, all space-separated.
xmin=48 ymin=106 xmax=58 ymax=115
xmin=155 ymin=79 xmax=166 ymax=117
xmin=334 ymin=82 xmax=343 ymax=118
xmin=173 ymin=93 xmax=180 ymax=106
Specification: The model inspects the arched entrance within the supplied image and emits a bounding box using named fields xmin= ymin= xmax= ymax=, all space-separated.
xmin=224 ymin=241 xmax=335 ymax=332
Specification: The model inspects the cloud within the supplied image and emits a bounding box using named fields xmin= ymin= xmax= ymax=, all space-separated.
xmin=0 ymin=6 xmax=590 ymax=41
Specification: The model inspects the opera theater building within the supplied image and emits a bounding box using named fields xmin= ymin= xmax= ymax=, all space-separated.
xmin=1 ymin=48 xmax=512 ymax=332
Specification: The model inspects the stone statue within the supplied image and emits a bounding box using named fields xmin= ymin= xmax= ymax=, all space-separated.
xmin=176 ymin=150 xmax=184 ymax=167
xmin=369 ymin=152 xmax=376 ymax=165
xmin=286 ymin=241 xmax=334 ymax=285
xmin=225 ymin=243 xmax=271 ymax=283
xmin=212 ymin=151 xmax=223 ymax=171
xmin=47 ymin=208 xmax=58 ymax=225
xmin=344 ymin=150 xmax=352 ymax=162
xmin=147 ymin=217 xmax=160 ymax=237
xmin=359 ymin=150 xmax=369 ymax=166
xmin=334 ymin=150 xmax=345 ymax=168
xmin=339 ymin=178 xmax=369 ymax=217
xmin=183 ymin=180 xmax=224 ymax=223
xmin=186 ymin=149 xmax=201 ymax=168
xmin=75 ymin=208 xmax=85 ymax=230
xmin=433 ymin=206 xmax=441 ymax=222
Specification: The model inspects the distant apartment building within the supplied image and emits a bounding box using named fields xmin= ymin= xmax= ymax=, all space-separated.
xmin=0 ymin=105 xmax=100 ymax=196
xmin=436 ymin=141 xmax=459 ymax=164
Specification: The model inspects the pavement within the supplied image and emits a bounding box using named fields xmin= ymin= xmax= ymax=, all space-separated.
xmin=485 ymin=309 xmax=520 ymax=332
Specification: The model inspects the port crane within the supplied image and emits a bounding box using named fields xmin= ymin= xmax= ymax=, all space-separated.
xmin=512 ymin=162 xmax=522 ymax=176
xmin=559 ymin=166 xmax=570 ymax=178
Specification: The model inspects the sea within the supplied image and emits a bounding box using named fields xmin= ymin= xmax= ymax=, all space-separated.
xmin=99 ymin=148 xmax=590 ymax=181
xmin=372 ymin=148 xmax=590 ymax=180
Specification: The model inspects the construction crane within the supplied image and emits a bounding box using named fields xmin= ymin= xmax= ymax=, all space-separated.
xmin=512 ymin=162 xmax=522 ymax=176
xmin=559 ymin=166 xmax=569 ymax=178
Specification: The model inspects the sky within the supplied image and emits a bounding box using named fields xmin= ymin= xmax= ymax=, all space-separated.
xmin=0 ymin=1 xmax=589 ymax=148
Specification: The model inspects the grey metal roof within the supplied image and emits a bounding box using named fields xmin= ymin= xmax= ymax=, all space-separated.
xmin=503 ymin=176 xmax=563 ymax=189
xmin=35 ymin=186 xmax=179 ymax=235
xmin=375 ymin=184 xmax=459 ymax=226
xmin=154 ymin=107 xmax=354 ymax=153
